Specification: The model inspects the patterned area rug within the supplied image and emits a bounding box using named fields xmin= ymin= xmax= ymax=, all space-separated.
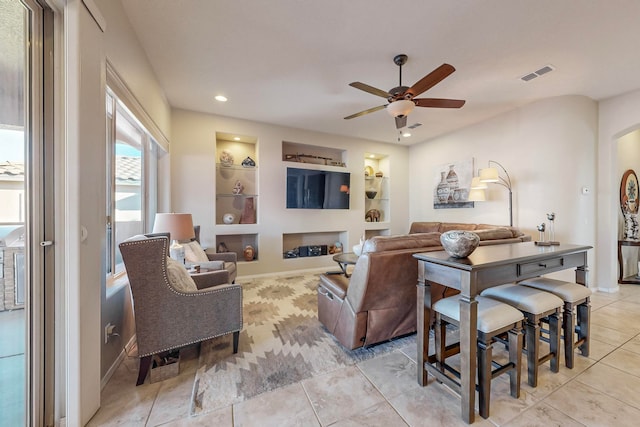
xmin=190 ymin=273 xmax=415 ymax=416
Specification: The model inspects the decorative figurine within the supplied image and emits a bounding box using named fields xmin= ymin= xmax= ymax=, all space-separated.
xmin=546 ymin=212 xmax=560 ymax=245
xmin=232 ymin=180 xmax=244 ymax=195
xmin=535 ymin=223 xmax=550 ymax=246
xmin=365 ymin=208 xmax=381 ymax=222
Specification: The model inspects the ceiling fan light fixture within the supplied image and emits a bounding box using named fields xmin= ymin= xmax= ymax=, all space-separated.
xmin=387 ymin=99 xmax=415 ymax=118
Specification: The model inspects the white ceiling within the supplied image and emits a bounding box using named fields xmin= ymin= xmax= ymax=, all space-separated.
xmin=121 ymin=0 xmax=640 ymax=145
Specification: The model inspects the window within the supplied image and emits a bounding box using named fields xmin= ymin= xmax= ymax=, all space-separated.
xmin=105 ymin=89 xmax=160 ymax=279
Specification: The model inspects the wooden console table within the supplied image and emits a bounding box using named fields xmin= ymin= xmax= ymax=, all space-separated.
xmin=618 ymin=240 xmax=640 ymax=284
xmin=414 ymin=242 xmax=591 ymax=424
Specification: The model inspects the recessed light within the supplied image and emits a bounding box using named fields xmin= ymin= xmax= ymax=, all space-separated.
xmin=402 ymin=132 xmax=411 ymax=138
xmin=215 ymin=95 xmax=228 ymax=102
xmin=233 ymin=137 xmax=240 ymax=141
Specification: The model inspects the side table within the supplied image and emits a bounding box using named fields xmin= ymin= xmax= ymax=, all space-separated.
xmin=330 ymin=252 xmax=359 ymax=278
xmin=618 ymin=240 xmax=640 ymax=284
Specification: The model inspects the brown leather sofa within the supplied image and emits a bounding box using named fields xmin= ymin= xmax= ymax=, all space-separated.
xmin=409 ymin=222 xmax=531 ymax=244
xmin=318 ymin=223 xmax=532 ymax=350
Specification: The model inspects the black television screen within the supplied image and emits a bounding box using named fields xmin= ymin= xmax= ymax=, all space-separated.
xmin=286 ymin=167 xmax=350 ymax=209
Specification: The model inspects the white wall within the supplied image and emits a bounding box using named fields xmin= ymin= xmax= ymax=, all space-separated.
xmin=409 ymin=95 xmax=598 ymax=284
xmin=599 ymin=89 xmax=640 ymax=292
xmin=65 ymin=0 xmax=171 ymax=423
xmin=170 ymin=108 xmax=410 ymax=276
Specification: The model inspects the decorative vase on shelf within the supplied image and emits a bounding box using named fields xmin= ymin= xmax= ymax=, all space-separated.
xmin=365 ymin=188 xmax=377 ymax=199
xmin=436 ymin=171 xmax=450 ymax=203
xmin=222 ymin=213 xmax=235 ymax=224
xmin=240 ymin=197 xmax=256 ymax=224
xmin=220 ymin=150 xmax=234 ymax=167
xmin=243 ymin=245 xmax=255 ymax=261
xmin=241 ymin=156 xmax=256 ymax=167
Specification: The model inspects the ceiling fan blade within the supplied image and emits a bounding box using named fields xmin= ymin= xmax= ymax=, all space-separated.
xmin=344 ymin=104 xmax=387 ymax=120
xmin=395 ymin=115 xmax=407 ymax=129
xmin=349 ymin=82 xmax=391 ymax=98
xmin=405 ymin=64 xmax=456 ymax=98
xmin=414 ymin=98 xmax=466 ymax=108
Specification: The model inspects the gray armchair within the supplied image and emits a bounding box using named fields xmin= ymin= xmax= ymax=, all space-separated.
xmin=119 ymin=236 xmax=243 ymax=385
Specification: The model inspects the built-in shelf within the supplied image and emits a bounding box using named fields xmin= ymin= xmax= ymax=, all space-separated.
xmin=282 ymin=231 xmax=347 ymax=259
xmin=215 ymin=132 xmax=260 ymax=262
xmin=216 ymin=233 xmax=259 ymax=262
xmin=282 ymin=141 xmax=346 ymax=167
xmin=364 ymin=153 xmax=390 ymax=223
xmin=216 ymin=134 xmax=258 ymax=225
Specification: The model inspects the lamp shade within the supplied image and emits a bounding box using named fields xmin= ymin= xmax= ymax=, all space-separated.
xmin=467 ymin=188 xmax=486 ymax=202
xmin=470 ymin=176 xmax=488 ymax=190
xmin=479 ymin=167 xmax=499 ymax=183
xmin=386 ymin=99 xmax=415 ymax=118
xmin=152 ymin=213 xmax=195 ymax=241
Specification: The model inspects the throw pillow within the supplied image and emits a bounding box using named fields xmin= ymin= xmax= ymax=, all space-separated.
xmin=184 ymin=241 xmax=209 ymax=263
xmin=165 ymin=257 xmax=198 ymax=292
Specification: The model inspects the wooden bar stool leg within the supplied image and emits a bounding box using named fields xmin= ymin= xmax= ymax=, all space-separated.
xmin=577 ymin=300 xmax=590 ymax=356
xmin=526 ymin=319 xmax=540 ymax=387
xmin=478 ymin=339 xmax=492 ymax=419
xmin=563 ymin=302 xmax=575 ymax=368
xmin=508 ymin=327 xmax=523 ymax=398
xmin=549 ymin=312 xmax=561 ymax=373
xmin=435 ymin=314 xmax=447 ymax=374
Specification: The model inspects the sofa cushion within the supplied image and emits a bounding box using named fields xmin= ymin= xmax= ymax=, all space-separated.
xmin=438 ymin=222 xmax=478 ymax=232
xmin=165 ymin=257 xmax=198 ymax=292
xmin=362 ymin=232 xmax=442 ymax=254
xmin=474 ymin=228 xmax=515 ymax=241
xmin=409 ymin=222 xmax=441 ymax=233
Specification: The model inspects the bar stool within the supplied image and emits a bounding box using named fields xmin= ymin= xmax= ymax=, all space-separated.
xmin=433 ymin=295 xmax=524 ymax=419
xmin=519 ymin=277 xmax=591 ymax=368
xmin=481 ymin=284 xmax=563 ymax=387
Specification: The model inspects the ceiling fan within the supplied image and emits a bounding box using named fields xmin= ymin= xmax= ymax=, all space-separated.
xmin=344 ymin=54 xmax=465 ymax=129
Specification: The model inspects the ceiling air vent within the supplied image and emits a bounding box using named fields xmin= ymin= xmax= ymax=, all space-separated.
xmin=520 ymin=64 xmax=555 ymax=82
xmin=407 ymin=123 xmax=422 ymax=129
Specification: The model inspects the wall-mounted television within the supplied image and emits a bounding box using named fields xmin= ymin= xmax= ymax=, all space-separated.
xmin=286 ymin=167 xmax=350 ymax=209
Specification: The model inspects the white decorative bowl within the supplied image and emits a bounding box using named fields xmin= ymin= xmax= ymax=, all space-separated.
xmin=440 ymin=230 xmax=480 ymax=258
xmin=222 ymin=213 xmax=235 ymax=224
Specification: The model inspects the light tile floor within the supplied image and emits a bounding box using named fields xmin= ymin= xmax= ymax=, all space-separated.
xmin=89 ymin=285 xmax=640 ymax=426
xmin=0 ymin=308 xmax=25 ymax=427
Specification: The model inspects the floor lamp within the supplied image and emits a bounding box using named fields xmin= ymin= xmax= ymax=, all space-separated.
xmin=479 ymin=160 xmax=513 ymax=226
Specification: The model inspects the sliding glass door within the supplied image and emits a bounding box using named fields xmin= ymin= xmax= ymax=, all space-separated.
xmin=0 ymin=0 xmax=54 ymax=425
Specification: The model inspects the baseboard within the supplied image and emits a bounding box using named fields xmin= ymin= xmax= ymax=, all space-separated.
xmin=101 ymin=334 xmax=137 ymax=390
xmin=597 ymin=284 xmax=620 ymax=293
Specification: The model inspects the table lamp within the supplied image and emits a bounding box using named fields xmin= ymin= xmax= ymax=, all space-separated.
xmin=152 ymin=213 xmax=195 ymax=263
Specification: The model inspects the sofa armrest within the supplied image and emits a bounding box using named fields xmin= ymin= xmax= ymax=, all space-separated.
xmin=205 ymin=250 xmax=237 ymax=263
xmin=190 ymin=269 xmax=230 ymax=289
